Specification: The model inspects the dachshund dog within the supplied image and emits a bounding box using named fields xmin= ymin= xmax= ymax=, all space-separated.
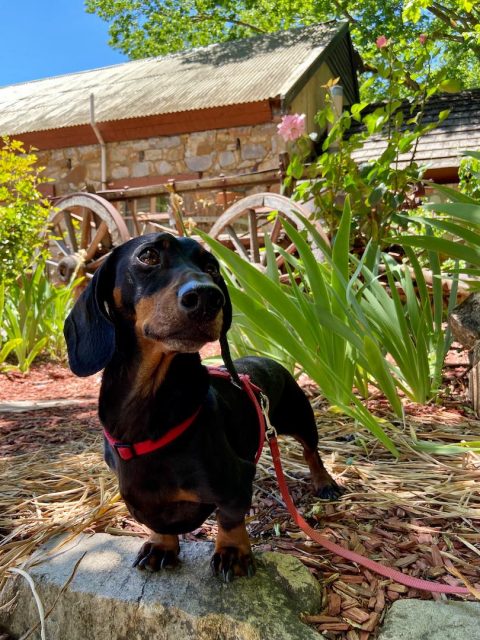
xmin=64 ymin=232 xmax=342 ymax=581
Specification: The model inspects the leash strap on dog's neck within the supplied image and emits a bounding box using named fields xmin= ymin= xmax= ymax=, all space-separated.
xmin=208 ymin=367 xmax=265 ymax=464
xmin=266 ymin=430 xmax=471 ymax=596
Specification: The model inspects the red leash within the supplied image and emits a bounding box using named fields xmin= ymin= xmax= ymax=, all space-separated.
xmin=211 ymin=368 xmax=472 ymax=594
xmin=268 ymin=434 xmax=471 ymax=595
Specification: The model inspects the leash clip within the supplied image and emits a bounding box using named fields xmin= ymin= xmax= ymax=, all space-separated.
xmin=260 ymin=392 xmax=277 ymax=440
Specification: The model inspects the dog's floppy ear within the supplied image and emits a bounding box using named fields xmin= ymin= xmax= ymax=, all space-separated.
xmin=64 ymin=259 xmax=115 ymax=377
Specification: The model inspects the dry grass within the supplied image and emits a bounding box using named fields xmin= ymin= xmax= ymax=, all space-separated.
xmin=1 ymin=397 xmax=480 ymax=638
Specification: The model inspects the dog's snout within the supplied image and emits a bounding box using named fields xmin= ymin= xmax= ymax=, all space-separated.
xmin=178 ymin=282 xmax=224 ymax=319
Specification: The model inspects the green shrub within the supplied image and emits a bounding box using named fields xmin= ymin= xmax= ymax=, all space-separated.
xmin=0 ymin=138 xmax=51 ymax=285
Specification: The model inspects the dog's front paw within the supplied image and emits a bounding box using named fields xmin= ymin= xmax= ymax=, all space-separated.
xmin=211 ymin=546 xmax=256 ymax=582
xmin=133 ymin=540 xmax=179 ymax=572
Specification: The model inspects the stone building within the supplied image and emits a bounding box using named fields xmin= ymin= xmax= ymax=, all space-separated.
xmin=0 ymin=22 xmax=359 ymax=199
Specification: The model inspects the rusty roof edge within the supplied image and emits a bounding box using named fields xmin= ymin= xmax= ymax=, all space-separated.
xmin=278 ymin=21 xmax=351 ymax=108
xmin=0 ymin=100 xmax=273 ymax=138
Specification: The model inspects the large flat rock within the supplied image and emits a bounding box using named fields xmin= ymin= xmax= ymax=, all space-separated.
xmin=378 ymin=599 xmax=480 ymax=640
xmin=2 ymin=533 xmax=323 ymax=640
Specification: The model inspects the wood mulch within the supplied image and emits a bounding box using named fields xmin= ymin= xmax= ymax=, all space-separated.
xmin=1 ymin=359 xmax=479 ymax=640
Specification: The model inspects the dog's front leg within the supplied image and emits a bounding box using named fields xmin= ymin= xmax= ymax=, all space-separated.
xmin=211 ymin=507 xmax=255 ymax=582
xmin=133 ymin=530 xmax=180 ymax=572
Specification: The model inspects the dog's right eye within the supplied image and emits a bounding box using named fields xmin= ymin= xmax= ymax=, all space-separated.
xmin=137 ymin=248 xmax=161 ymax=266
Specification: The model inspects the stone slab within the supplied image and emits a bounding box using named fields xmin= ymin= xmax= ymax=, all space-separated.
xmin=0 ymin=399 xmax=94 ymax=414
xmin=1 ymin=533 xmax=323 ymax=640
xmin=378 ymin=599 xmax=480 ymax=640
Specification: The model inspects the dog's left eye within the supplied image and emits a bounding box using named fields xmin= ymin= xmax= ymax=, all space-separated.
xmin=138 ymin=248 xmax=161 ymax=266
xmin=204 ymin=263 xmax=219 ymax=277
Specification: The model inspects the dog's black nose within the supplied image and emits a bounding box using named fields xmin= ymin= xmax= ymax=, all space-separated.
xmin=178 ymin=282 xmax=225 ymax=320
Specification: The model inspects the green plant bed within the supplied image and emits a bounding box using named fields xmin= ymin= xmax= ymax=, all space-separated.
xmin=200 ymin=197 xmax=462 ymax=456
xmin=0 ymin=262 xmax=78 ymax=373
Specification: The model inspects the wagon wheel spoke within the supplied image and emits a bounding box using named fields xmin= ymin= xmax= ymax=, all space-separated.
xmin=248 ymin=209 xmax=261 ymax=264
xmin=276 ymin=242 xmax=296 ymax=269
xmin=270 ymin=214 xmax=283 ymax=245
xmin=51 ymin=238 xmax=70 ymax=257
xmin=225 ymin=225 xmax=251 ymax=262
xmin=79 ymin=208 xmax=92 ymax=250
xmin=260 ymin=215 xmax=283 ymax=266
xmin=84 ymin=221 xmax=108 ymax=262
xmin=60 ymin=210 xmax=78 ymax=252
xmin=87 ymin=254 xmax=110 ymax=271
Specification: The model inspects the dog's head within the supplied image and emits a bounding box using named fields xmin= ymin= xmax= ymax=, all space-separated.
xmin=64 ymin=233 xmax=232 ymax=376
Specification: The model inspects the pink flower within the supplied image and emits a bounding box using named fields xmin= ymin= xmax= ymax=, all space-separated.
xmin=419 ymin=33 xmax=427 ymax=45
xmin=277 ymin=113 xmax=306 ymax=142
xmin=376 ymin=35 xmax=388 ymax=49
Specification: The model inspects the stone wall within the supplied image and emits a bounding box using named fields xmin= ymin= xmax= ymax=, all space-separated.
xmin=37 ymin=120 xmax=286 ymax=196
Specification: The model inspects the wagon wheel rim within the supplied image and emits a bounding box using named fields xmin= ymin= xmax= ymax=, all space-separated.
xmin=209 ymin=193 xmax=329 ymax=270
xmin=46 ymin=193 xmax=130 ymax=283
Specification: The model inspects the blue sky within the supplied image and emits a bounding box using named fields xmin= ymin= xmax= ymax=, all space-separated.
xmin=0 ymin=1 xmax=128 ymax=87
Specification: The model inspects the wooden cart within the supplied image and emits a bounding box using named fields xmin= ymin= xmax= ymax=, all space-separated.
xmin=46 ymin=166 xmax=328 ymax=283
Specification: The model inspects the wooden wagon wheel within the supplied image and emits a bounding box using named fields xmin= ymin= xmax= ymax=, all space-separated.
xmin=209 ymin=193 xmax=329 ymax=269
xmin=47 ymin=193 xmax=130 ymax=283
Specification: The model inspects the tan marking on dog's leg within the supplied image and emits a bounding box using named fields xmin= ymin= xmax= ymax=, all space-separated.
xmin=133 ymin=530 xmax=180 ymax=571
xmin=215 ymin=521 xmax=251 ymax=555
xmin=148 ymin=531 xmax=180 ymax=552
xmin=303 ymin=447 xmax=336 ymax=492
xmin=212 ymin=518 xmax=254 ymax=578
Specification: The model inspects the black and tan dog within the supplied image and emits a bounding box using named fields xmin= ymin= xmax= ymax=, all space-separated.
xmin=64 ymin=232 xmax=342 ymax=581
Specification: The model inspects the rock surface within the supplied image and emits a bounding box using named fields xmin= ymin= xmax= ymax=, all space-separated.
xmin=2 ymin=533 xmax=322 ymax=640
xmin=378 ymin=599 xmax=480 ymax=640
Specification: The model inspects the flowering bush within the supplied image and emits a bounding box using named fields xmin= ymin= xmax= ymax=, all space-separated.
xmin=277 ymin=113 xmax=306 ymax=142
xmin=375 ymin=35 xmax=388 ymax=48
xmin=283 ymin=36 xmax=457 ymax=247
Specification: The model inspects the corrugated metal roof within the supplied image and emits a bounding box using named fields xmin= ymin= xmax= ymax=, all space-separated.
xmin=0 ymin=22 xmax=351 ymax=137
xmin=351 ymin=90 xmax=480 ymax=169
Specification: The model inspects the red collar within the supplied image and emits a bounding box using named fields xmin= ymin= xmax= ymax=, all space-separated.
xmin=104 ymin=368 xmax=265 ymax=463
xmin=104 ymin=406 xmax=202 ymax=461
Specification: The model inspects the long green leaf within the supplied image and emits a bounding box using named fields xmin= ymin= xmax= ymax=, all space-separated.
xmin=427 ymin=183 xmax=479 ymax=204
xmin=424 ymin=202 xmax=480 ymax=225
xmin=395 ymin=235 xmax=480 ymax=265
xmin=0 ymin=338 xmax=22 ymax=364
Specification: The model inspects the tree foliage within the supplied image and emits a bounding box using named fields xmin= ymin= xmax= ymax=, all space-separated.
xmin=85 ymin=0 xmax=480 ymax=96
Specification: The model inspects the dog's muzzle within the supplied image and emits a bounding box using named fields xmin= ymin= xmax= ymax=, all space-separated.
xmin=177 ymin=281 xmax=225 ymax=322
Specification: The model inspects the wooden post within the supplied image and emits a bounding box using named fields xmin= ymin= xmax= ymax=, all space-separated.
xmin=449 ymin=292 xmax=480 ymax=417
xmin=469 ymin=344 xmax=480 ymax=417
